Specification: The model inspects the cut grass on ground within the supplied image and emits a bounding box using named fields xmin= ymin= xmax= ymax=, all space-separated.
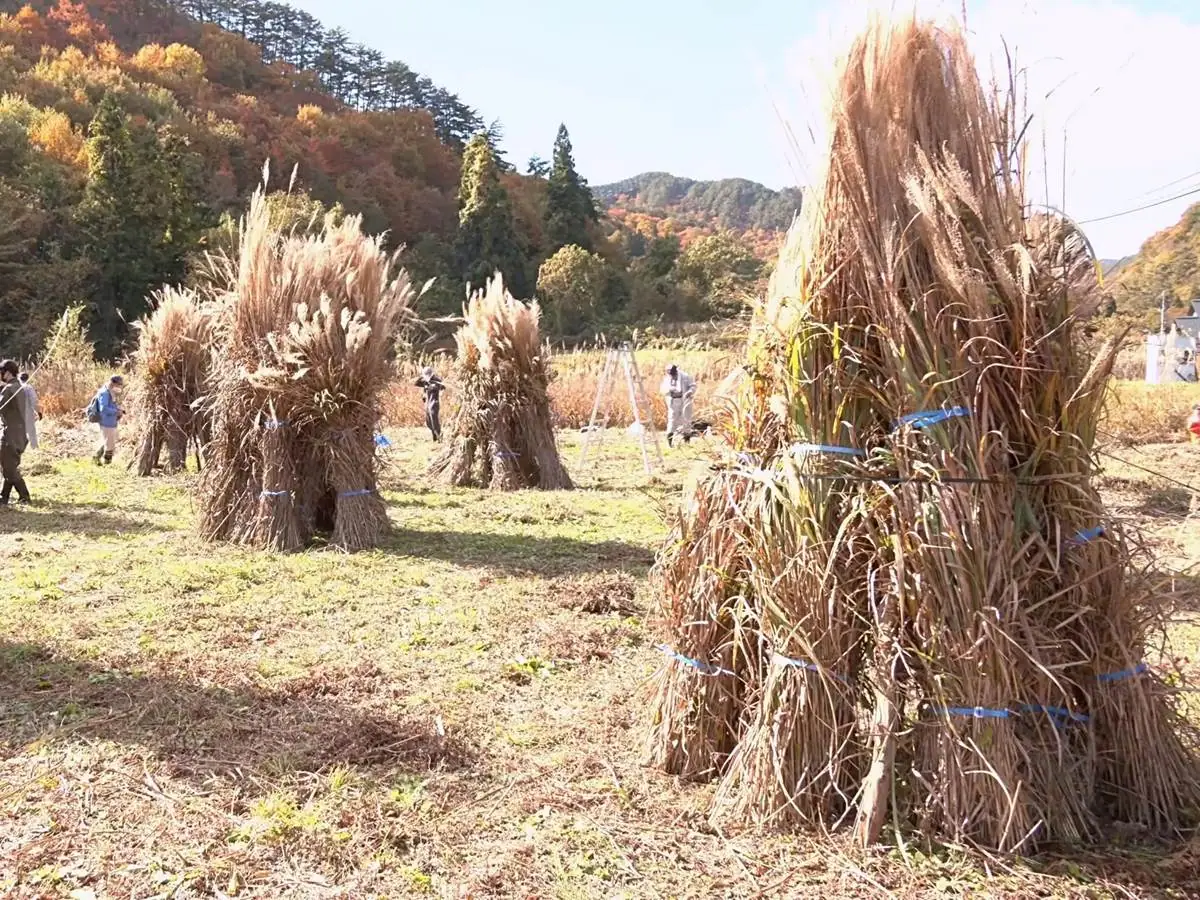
xmin=2 ymin=427 xmax=1199 ymax=899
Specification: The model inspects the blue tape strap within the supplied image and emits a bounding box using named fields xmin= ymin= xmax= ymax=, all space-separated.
xmin=339 ymin=489 xmax=373 ymax=498
xmin=1069 ymin=525 xmax=1106 ymax=545
xmin=929 ymin=705 xmax=1010 ymax=719
xmin=494 ymin=451 xmax=520 ymax=459
xmin=895 ymin=406 xmax=971 ymax=430
xmin=790 ymin=443 xmax=866 ymax=458
xmin=374 ymin=433 xmax=392 ymax=448
xmin=1019 ymin=704 xmax=1090 ymax=725
xmin=263 ymin=419 xmax=289 ymax=430
xmin=260 ymin=489 xmax=290 ymax=498
xmin=772 ymin=653 xmax=851 ymax=684
xmin=656 ymin=644 xmax=734 ymax=677
xmin=1096 ymin=662 xmax=1148 ymax=683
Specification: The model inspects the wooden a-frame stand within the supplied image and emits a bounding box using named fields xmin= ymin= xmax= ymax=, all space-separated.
xmin=579 ymin=342 xmax=664 ymax=474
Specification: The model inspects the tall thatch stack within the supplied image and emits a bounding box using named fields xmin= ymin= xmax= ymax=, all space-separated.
xmin=644 ymin=17 xmax=1200 ymax=852
xmin=196 ymin=188 xmax=414 ymax=552
xmin=429 ymin=274 xmax=572 ymax=491
xmin=128 ymin=286 xmax=213 ymax=475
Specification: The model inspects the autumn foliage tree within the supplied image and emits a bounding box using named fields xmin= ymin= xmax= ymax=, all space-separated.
xmin=536 ymin=244 xmax=617 ymax=337
xmin=674 ymin=230 xmax=763 ymax=317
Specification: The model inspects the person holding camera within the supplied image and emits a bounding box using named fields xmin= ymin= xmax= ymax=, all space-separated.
xmin=660 ymin=363 xmax=696 ymax=447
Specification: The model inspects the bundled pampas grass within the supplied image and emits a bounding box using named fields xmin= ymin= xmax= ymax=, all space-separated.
xmin=128 ymin=286 xmax=213 ymax=475
xmin=429 ymin=274 xmax=572 ymax=490
xmin=197 ymin=187 xmax=414 ymax=552
xmin=644 ymin=15 xmax=1200 ymax=853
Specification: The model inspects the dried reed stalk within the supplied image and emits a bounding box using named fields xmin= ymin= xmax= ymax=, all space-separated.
xmin=128 ymin=286 xmax=213 ymax=476
xmin=642 ymin=469 xmax=762 ymax=780
xmin=430 ymin=274 xmax=572 ymax=491
xmin=197 ymin=185 xmax=414 ymax=551
xmin=644 ymin=14 xmax=1200 ymax=852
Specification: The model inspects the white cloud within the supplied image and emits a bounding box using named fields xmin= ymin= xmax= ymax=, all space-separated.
xmin=777 ymin=0 xmax=1200 ymax=257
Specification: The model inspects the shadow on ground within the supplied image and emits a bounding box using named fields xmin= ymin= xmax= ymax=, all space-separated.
xmin=0 ymin=641 xmax=475 ymax=791
xmin=0 ymin=502 xmax=168 ymax=537
xmin=382 ymin=526 xmax=655 ymax=576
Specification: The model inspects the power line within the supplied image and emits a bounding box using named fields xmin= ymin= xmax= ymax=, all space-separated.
xmin=1130 ymin=168 xmax=1200 ymax=203
xmin=1078 ymin=184 xmax=1200 ymax=225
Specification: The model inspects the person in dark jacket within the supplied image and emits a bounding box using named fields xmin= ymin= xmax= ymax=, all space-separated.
xmin=0 ymin=359 xmax=31 ymax=505
xmin=415 ymin=366 xmax=445 ymax=441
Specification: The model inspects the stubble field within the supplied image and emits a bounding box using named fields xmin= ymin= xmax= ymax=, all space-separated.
xmin=1 ymin=414 xmax=1199 ymax=899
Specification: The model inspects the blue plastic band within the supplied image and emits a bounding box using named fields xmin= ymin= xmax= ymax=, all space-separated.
xmin=772 ymin=653 xmax=850 ymax=684
xmin=895 ymin=406 xmax=971 ymax=430
xmin=494 ymin=451 xmax=520 ymax=459
xmin=656 ymin=644 xmax=734 ymax=678
xmin=1096 ymin=663 xmax=1148 ymax=683
xmin=790 ymin=443 xmax=866 ymax=458
xmin=1069 ymin=525 xmax=1106 ymax=545
xmin=260 ymin=490 xmax=290 ymax=498
xmin=374 ymin=433 xmax=392 ymax=448
xmin=1019 ymin=704 xmax=1090 ymax=725
xmin=263 ymin=419 xmax=289 ymax=430
xmin=929 ymin=705 xmax=1010 ymax=719
xmin=339 ymin=489 xmax=372 ymax=498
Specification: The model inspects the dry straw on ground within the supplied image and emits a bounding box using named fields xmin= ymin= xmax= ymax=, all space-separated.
xmin=196 ymin=187 xmax=414 ymax=551
xmin=644 ymin=15 xmax=1200 ymax=853
xmin=128 ymin=286 xmax=213 ymax=475
xmin=429 ymin=274 xmax=572 ymax=490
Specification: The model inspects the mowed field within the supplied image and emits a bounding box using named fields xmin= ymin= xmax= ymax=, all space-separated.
xmin=2 ymin=414 xmax=1200 ymax=899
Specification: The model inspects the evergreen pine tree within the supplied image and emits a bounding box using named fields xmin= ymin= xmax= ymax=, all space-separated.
xmin=78 ymin=94 xmax=210 ymax=354
xmin=456 ymin=133 xmax=529 ymax=296
xmin=543 ymin=124 xmax=598 ymax=254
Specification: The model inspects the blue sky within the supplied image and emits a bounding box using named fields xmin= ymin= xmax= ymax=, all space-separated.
xmin=289 ymin=0 xmax=1200 ymax=258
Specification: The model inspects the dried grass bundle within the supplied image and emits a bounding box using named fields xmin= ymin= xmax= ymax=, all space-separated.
xmin=429 ymin=274 xmax=572 ymax=490
xmin=128 ymin=286 xmax=213 ymax=475
xmin=644 ymin=14 xmax=1200 ymax=853
xmin=198 ymin=187 xmax=414 ymax=551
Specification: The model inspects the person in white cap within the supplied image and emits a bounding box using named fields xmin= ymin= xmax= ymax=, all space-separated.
xmin=660 ymin=364 xmax=696 ymax=447
xmin=18 ymin=372 xmax=40 ymax=450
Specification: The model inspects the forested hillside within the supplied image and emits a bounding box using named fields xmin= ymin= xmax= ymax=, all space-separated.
xmin=1113 ymin=201 xmax=1200 ymax=323
xmin=0 ymin=0 xmax=772 ymax=357
xmin=596 ymin=172 xmax=800 ymax=259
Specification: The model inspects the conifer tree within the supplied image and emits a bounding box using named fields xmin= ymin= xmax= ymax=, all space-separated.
xmin=543 ymin=124 xmax=598 ymax=254
xmin=455 ymin=133 xmax=529 ymax=296
xmin=78 ymin=94 xmax=210 ymax=353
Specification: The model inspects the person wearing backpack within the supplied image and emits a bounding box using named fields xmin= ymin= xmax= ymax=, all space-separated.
xmin=88 ymin=375 xmax=124 ymax=465
xmin=0 ymin=359 xmax=31 ymax=505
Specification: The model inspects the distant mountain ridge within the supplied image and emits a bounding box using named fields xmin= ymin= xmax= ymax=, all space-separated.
xmin=594 ymin=172 xmax=802 ymax=233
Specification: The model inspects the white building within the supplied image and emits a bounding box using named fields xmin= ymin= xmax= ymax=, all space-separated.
xmin=1145 ymin=301 xmax=1199 ymax=384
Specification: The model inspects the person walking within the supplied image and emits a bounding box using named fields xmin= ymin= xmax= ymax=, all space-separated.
xmin=660 ymin=364 xmax=696 ymax=447
xmin=88 ymin=374 xmax=124 ymax=465
xmin=18 ymin=372 xmax=40 ymax=450
xmin=415 ymin=366 xmax=446 ymax=441
xmin=0 ymin=359 xmax=31 ymax=505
